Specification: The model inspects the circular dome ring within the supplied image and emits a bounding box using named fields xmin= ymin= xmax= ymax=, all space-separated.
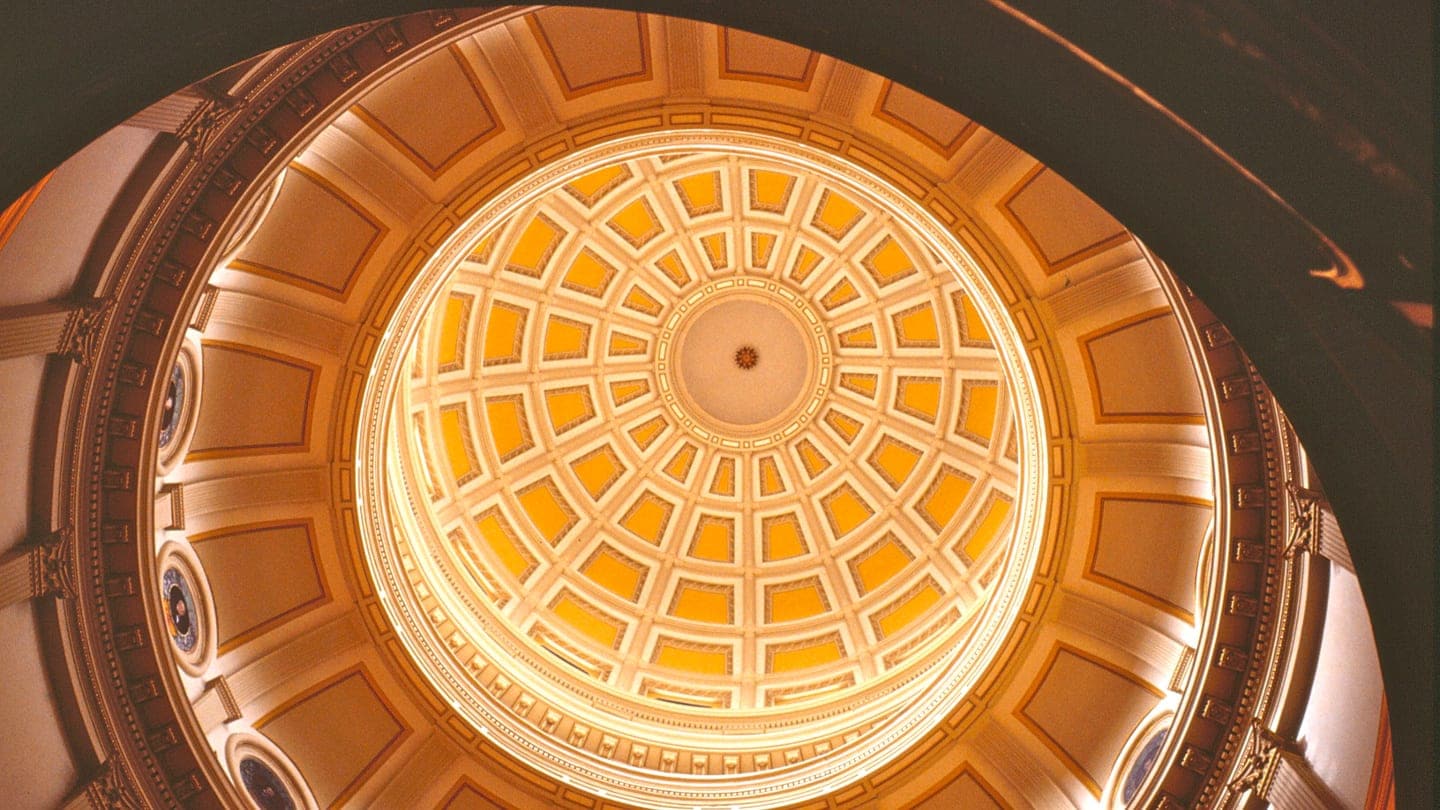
xmin=355 ymin=130 xmax=1051 ymax=809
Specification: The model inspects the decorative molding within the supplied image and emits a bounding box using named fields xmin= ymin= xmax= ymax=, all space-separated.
xmin=0 ymin=528 xmax=74 ymax=605
xmin=1224 ymin=721 xmax=1285 ymax=799
xmin=58 ymin=299 xmax=115 ymax=366
xmin=32 ymin=526 xmax=76 ymax=600
xmin=127 ymin=88 xmax=209 ymax=134
xmin=0 ymin=298 xmax=112 ymax=362
xmin=1284 ymin=483 xmax=1354 ymax=572
xmin=61 ymin=761 xmax=143 ymax=810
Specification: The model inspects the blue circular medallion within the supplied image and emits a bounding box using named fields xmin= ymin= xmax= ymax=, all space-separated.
xmin=161 ymin=567 xmax=198 ymax=653
xmin=239 ymin=756 xmax=296 ymax=810
xmin=158 ymin=362 xmax=185 ymax=450
xmin=1121 ymin=728 xmax=1167 ymax=804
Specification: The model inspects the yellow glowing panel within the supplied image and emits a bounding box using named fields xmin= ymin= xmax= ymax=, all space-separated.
xmin=437 ymin=293 xmax=471 ymax=370
xmin=875 ymin=581 xmax=942 ymax=638
xmin=484 ymin=395 xmax=533 ymax=462
xmin=544 ymin=386 xmax=595 ymax=435
xmin=793 ymin=440 xmax=830 ymax=479
xmin=896 ymin=377 xmax=942 ymax=422
xmin=438 ymin=406 xmax=478 ymax=482
xmin=964 ymin=497 xmax=1012 ymax=561
xmin=961 ymin=383 xmax=999 ymax=441
xmin=467 ymin=229 xmax=498 ymax=263
xmin=862 ymin=236 xmax=917 ymax=286
xmin=608 ymin=331 xmax=648 ymax=356
xmin=757 ymin=457 xmax=785 ymax=496
xmin=543 ymin=315 xmax=590 ymax=360
xmin=918 ymin=466 xmax=975 ymax=532
xmin=482 ymin=301 xmax=527 ymax=365
xmin=581 ymin=547 xmax=644 ymax=601
xmin=751 ymin=232 xmax=776 ymax=267
xmin=955 ymin=291 xmax=992 ymax=343
xmin=654 ymin=250 xmax=691 ymax=288
xmin=811 ymin=189 xmax=864 ymax=240
xmin=789 ymin=245 xmax=823 ymax=283
xmin=822 ymin=485 xmax=874 ymax=538
xmin=621 ymin=492 xmax=673 ymax=546
xmin=505 ymin=213 xmax=562 ymax=277
xmin=892 ymin=303 xmax=941 ymax=347
xmin=838 ymin=372 xmax=878 ymax=398
xmin=562 ymin=248 xmax=617 ymax=298
xmin=664 ymin=443 xmax=698 ymax=482
xmin=653 ymin=641 xmax=729 ymax=675
xmin=699 ymin=232 xmax=727 ymax=269
xmin=868 ymin=436 xmax=922 ymax=490
xmin=837 ymin=323 xmax=877 ymax=348
xmin=673 ymin=172 xmax=722 ymax=217
xmin=516 ymin=478 xmax=576 ymax=546
xmin=767 ymin=579 xmax=827 ymax=622
xmin=474 ymin=508 xmax=532 ymax=580
xmin=569 ymin=446 xmax=623 ymax=500
xmin=823 ymin=409 xmax=862 ymax=444
xmin=551 ymin=593 xmax=621 ymax=648
xmin=690 ymin=516 xmax=734 ymax=562
xmin=852 ymin=536 xmax=912 ymax=594
xmin=669 ymin=582 xmax=731 ymax=624
xmin=609 ymin=378 xmax=650 ymax=406
xmin=820 ymin=278 xmax=861 ymax=310
xmin=709 ymin=458 xmax=736 ymax=496
xmin=607 ymin=198 xmax=662 ymax=248
xmin=626 ymin=415 xmax=668 ymax=450
xmin=762 ymin=514 xmax=807 ymax=561
xmin=622 ymin=286 xmax=663 ymax=317
xmin=768 ymin=638 xmax=843 ymax=673
xmin=565 ymin=164 xmax=630 ymax=206
xmin=749 ymin=169 xmax=794 ymax=212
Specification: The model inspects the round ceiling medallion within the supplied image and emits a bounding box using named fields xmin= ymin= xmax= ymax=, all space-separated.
xmin=664 ymin=284 xmax=829 ymax=443
xmin=355 ymin=131 xmax=1049 ymax=808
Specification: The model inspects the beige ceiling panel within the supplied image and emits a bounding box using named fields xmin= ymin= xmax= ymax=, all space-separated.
xmin=527 ymin=9 xmax=652 ymax=98
xmin=1001 ymin=165 xmax=1128 ymax=274
xmin=230 ymin=164 xmax=385 ymax=299
xmin=1017 ymin=643 xmax=1162 ymax=796
xmin=189 ymin=519 xmax=327 ymax=652
xmin=717 ymin=28 xmax=818 ymax=89
xmin=872 ymin=80 xmax=977 ymax=158
xmin=440 ymin=779 xmax=507 ymax=810
xmin=257 ymin=666 xmax=410 ymax=807
xmin=1080 ymin=309 xmax=1205 ymax=423
xmin=354 ymin=45 xmax=500 ymax=178
xmin=915 ymin=766 xmax=1009 ymax=809
xmin=187 ymin=342 xmax=316 ymax=459
xmin=1086 ymin=493 xmax=1210 ymax=620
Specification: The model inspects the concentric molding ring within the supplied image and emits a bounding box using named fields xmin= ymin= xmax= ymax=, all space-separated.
xmin=354 ymin=130 xmax=1051 ymax=809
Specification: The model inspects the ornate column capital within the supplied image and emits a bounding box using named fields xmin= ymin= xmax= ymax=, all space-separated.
xmin=60 ymin=760 xmax=143 ymax=810
xmin=1283 ymin=483 xmax=1326 ymax=559
xmin=58 ymin=299 xmax=114 ymax=366
xmin=1225 ymin=720 xmax=1287 ymax=800
xmin=30 ymin=526 xmax=76 ymax=600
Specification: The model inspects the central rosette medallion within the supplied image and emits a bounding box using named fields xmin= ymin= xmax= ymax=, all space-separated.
xmin=664 ymin=286 xmax=828 ymax=441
